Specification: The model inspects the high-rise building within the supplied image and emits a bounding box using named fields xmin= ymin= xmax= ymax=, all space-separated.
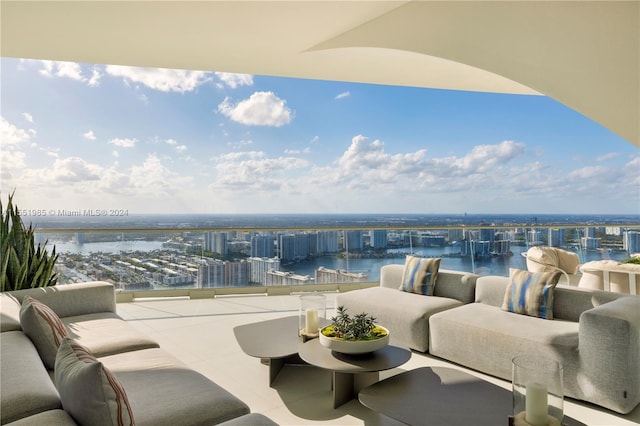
xmin=581 ymin=237 xmax=601 ymax=250
xmin=548 ymin=228 xmax=566 ymax=247
xmin=278 ymin=233 xmax=312 ymax=261
xmin=251 ymin=235 xmax=274 ymax=258
xmin=447 ymin=229 xmax=464 ymax=243
xmin=317 ymin=231 xmax=339 ymax=253
xmin=197 ymin=260 xmax=225 ymax=288
xmin=249 ymin=257 xmax=280 ymax=284
xmin=225 ymin=260 xmax=251 ymax=286
xmin=204 ymin=232 xmax=228 ymax=255
xmin=264 ymin=270 xmax=312 ymax=286
xmin=624 ymin=231 xmax=640 ymax=253
xmin=344 ymin=230 xmax=363 ymax=251
xmin=315 ymin=267 xmax=367 ymax=284
xmin=371 ymin=230 xmax=388 ymax=249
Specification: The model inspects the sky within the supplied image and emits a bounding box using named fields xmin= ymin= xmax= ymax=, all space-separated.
xmin=1 ymin=57 xmax=639 ymax=216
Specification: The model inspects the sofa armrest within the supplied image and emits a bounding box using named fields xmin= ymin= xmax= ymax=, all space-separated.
xmin=8 ymin=282 xmax=116 ymax=318
xmin=380 ymin=264 xmax=404 ymax=289
xmin=578 ymin=296 xmax=640 ymax=413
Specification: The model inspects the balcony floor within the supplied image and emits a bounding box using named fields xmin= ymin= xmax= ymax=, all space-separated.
xmin=117 ymin=293 xmax=640 ymax=426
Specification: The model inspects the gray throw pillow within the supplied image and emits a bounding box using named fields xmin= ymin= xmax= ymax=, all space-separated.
xmin=55 ymin=338 xmax=135 ymax=426
xmin=20 ymin=295 xmax=69 ymax=369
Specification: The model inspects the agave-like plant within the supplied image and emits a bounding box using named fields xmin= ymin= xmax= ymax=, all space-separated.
xmin=1 ymin=193 xmax=58 ymax=291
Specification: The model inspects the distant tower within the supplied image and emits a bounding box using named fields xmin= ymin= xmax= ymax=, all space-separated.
xmin=371 ymin=230 xmax=388 ymax=249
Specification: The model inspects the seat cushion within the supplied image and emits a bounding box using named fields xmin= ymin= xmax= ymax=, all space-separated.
xmin=61 ymin=312 xmax=159 ymax=357
xmin=0 ymin=331 xmax=62 ymax=424
xmin=337 ymin=286 xmax=462 ymax=352
xmin=429 ymin=303 xmax=581 ymax=398
xmin=100 ymin=348 xmax=250 ymax=426
xmin=4 ymin=409 xmax=77 ymax=426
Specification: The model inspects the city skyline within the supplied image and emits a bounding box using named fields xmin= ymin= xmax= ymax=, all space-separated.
xmin=1 ymin=57 xmax=639 ymax=215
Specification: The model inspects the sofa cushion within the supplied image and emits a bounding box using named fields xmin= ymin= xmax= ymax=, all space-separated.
xmin=0 ymin=331 xmax=62 ymax=424
xmin=4 ymin=409 xmax=77 ymax=426
xmin=55 ymin=338 xmax=135 ymax=426
xmin=62 ymin=312 xmax=159 ymax=357
xmin=502 ymin=268 xmax=560 ymax=319
xmin=429 ymin=303 xmax=580 ymax=393
xmin=100 ymin=348 xmax=250 ymax=426
xmin=20 ymin=296 xmax=69 ymax=369
xmin=399 ymin=256 xmax=441 ymax=295
xmin=0 ymin=292 xmax=22 ymax=332
xmin=336 ymin=286 xmax=462 ymax=352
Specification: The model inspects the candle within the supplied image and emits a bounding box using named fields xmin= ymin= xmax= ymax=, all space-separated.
xmin=525 ymin=382 xmax=548 ymax=426
xmin=305 ymin=308 xmax=318 ymax=333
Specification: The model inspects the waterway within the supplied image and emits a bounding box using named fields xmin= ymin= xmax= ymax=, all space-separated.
xmin=53 ymin=240 xmax=630 ymax=279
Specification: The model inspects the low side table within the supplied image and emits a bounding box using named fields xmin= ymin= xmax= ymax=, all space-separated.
xmin=234 ymin=316 xmax=329 ymax=386
xmin=233 ymin=316 xmax=304 ymax=386
xmin=358 ymin=367 xmax=586 ymax=426
xmin=298 ymin=339 xmax=411 ymax=408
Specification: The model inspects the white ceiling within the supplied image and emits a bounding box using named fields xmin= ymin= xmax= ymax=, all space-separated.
xmin=2 ymin=1 xmax=638 ymax=146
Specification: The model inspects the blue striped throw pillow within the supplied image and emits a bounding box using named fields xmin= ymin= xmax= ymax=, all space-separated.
xmin=502 ymin=268 xmax=561 ymax=319
xmin=399 ymin=256 xmax=441 ymax=296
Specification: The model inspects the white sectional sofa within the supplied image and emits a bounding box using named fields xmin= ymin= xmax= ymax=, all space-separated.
xmin=338 ymin=263 xmax=640 ymax=414
xmin=0 ymin=282 xmax=277 ymax=426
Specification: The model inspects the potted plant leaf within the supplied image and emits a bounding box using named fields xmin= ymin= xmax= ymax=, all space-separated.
xmin=1 ymin=193 xmax=58 ymax=291
xmin=319 ymin=306 xmax=389 ymax=354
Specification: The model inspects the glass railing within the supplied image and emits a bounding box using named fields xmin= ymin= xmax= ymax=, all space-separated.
xmin=32 ymin=222 xmax=640 ymax=300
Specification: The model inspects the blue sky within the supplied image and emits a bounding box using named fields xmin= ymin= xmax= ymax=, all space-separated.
xmin=1 ymin=57 xmax=638 ymax=215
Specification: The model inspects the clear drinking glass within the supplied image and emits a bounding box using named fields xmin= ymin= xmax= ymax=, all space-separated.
xmin=512 ymin=354 xmax=564 ymax=426
xmin=298 ymin=293 xmax=326 ymax=338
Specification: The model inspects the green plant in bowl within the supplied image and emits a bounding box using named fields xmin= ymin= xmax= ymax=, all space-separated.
xmin=320 ymin=306 xmax=389 ymax=354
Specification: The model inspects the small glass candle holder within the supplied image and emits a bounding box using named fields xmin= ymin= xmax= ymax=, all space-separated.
xmin=512 ymin=355 xmax=564 ymax=426
xmin=299 ymin=293 xmax=326 ymax=340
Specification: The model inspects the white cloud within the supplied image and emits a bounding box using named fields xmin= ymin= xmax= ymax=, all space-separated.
xmin=176 ymin=145 xmax=187 ymax=154
xmin=596 ymin=152 xmax=619 ymax=162
xmin=335 ymin=91 xmax=350 ymax=100
xmin=215 ymin=72 xmax=254 ymax=89
xmin=109 ymin=138 xmax=137 ymax=148
xmin=49 ymin=157 xmax=103 ymax=182
xmin=22 ymin=113 xmax=34 ymax=123
xmin=210 ymin=151 xmax=310 ymax=192
xmin=35 ymin=60 xmax=101 ymax=86
xmin=218 ymin=92 xmax=293 ymax=127
xmin=105 ymin=66 xmax=212 ymax=93
xmin=1 ymin=117 xmax=33 ymax=145
xmin=83 ymin=130 xmax=97 ymax=140
xmin=112 ymin=151 xmax=120 ymax=158
xmin=165 ymin=139 xmax=177 ymax=146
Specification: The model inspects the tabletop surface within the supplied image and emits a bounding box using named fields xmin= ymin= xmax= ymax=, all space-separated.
xmin=358 ymin=366 xmax=586 ymax=426
xmin=298 ymin=339 xmax=411 ymax=373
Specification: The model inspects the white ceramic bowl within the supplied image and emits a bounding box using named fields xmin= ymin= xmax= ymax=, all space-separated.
xmin=319 ymin=325 xmax=390 ymax=354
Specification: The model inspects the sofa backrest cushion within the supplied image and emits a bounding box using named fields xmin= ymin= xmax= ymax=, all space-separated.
xmin=380 ymin=264 xmax=478 ymax=304
xmin=432 ymin=269 xmax=479 ymax=304
xmin=20 ymin=296 xmax=69 ymax=369
xmin=55 ymin=338 xmax=135 ymax=426
xmin=0 ymin=292 xmax=22 ymax=332
xmin=9 ymin=281 xmax=116 ymax=318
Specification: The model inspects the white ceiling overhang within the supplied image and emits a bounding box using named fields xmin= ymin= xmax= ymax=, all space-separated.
xmin=2 ymin=1 xmax=638 ymax=147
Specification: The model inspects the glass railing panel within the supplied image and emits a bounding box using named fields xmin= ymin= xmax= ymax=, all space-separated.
xmin=33 ymin=224 xmax=640 ymax=294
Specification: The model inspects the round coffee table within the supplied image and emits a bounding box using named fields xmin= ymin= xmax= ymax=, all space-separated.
xmin=298 ymin=339 xmax=411 ymax=408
